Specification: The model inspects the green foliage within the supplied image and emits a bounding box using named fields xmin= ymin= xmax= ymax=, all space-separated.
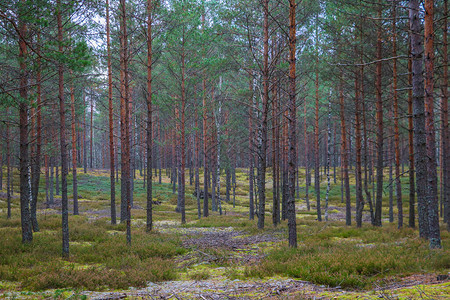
xmin=245 ymin=223 xmax=450 ymax=289
xmin=0 ymin=214 xmax=182 ymax=291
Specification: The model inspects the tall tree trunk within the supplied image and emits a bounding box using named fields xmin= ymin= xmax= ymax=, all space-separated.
xmin=83 ymin=93 xmax=87 ymax=174
xmin=202 ymin=13 xmax=209 ymax=218
xmin=30 ymin=39 xmax=41 ymax=232
xmin=325 ymin=91 xmax=331 ymax=222
xmin=120 ymin=0 xmax=131 ymax=245
xmin=361 ymin=66 xmax=374 ymax=225
xmin=249 ymin=73 xmax=254 ymax=220
xmin=424 ymin=0 xmax=441 ymax=248
xmin=146 ymin=0 xmax=153 ymax=231
xmin=106 ymin=0 xmax=116 ymax=225
xmin=408 ymin=41 xmax=415 ymax=228
xmin=195 ymin=98 xmax=201 ymax=219
xmin=158 ymin=113 xmax=162 ymax=184
xmin=441 ymin=0 xmax=449 ymax=230
xmin=304 ymin=94 xmax=310 ymax=211
xmin=339 ymin=71 xmax=351 ymax=225
xmin=410 ymin=0 xmax=430 ymax=239
xmin=6 ymin=108 xmax=12 ymax=219
xmin=282 ymin=108 xmax=288 ymax=220
xmin=180 ymin=33 xmax=186 ymax=224
xmin=271 ymin=40 xmax=279 ymax=226
xmin=18 ymin=0 xmax=33 ymax=244
xmin=392 ymin=2 xmax=403 ymax=228
xmin=257 ymin=0 xmax=269 ymax=229
xmin=287 ymin=0 xmax=297 ymax=247
xmin=70 ymin=76 xmax=78 ymax=215
xmin=90 ymin=92 xmax=93 ymax=169
xmin=215 ymin=97 xmax=222 ymax=216
xmin=355 ymin=64 xmax=364 ymax=228
xmin=314 ymin=15 xmax=321 ymax=222
xmin=389 ymin=131 xmax=394 ymax=223
xmin=57 ymin=0 xmax=69 ymax=257
xmin=374 ymin=0 xmax=384 ymax=227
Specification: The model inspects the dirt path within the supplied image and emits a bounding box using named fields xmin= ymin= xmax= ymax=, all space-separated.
xmin=79 ymin=276 xmax=449 ymax=299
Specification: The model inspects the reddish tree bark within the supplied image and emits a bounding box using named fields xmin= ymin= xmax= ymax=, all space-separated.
xmin=106 ymin=0 xmax=116 ymax=225
xmin=408 ymin=42 xmax=415 ymax=228
xmin=441 ymin=0 xmax=449 ymax=230
xmin=374 ymin=0 xmax=384 ymax=227
xmin=18 ymin=0 xmax=33 ymax=243
xmin=119 ymin=0 xmax=132 ymax=245
xmin=57 ymin=0 xmax=69 ymax=257
xmin=256 ymin=0 xmax=269 ymax=229
xmin=392 ymin=2 xmax=403 ymax=228
xmin=287 ymin=0 xmax=297 ymax=247
xmin=354 ymin=63 xmax=364 ymax=228
xmin=146 ymin=0 xmax=153 ymax=231
xmin=271 ymin=44 xmax=280 ymax=226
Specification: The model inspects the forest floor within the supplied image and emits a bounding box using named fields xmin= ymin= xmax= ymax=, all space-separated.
xmin=0 ymin=168 xmax=449 ymax=299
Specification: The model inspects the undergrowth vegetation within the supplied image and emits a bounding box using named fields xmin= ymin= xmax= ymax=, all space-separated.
xmin=0 ymin=167 xmax=449 ymax=293
xmin=0 ymin=215 xmax=183 ymax=291
xmin=245 ymin=222 xmax=450 ymax=288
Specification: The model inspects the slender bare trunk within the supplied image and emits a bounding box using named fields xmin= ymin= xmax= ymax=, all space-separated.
xmin=408 ymin=41 xmax=415 ymax=228
xmin=391 ymin=2 xmax=403 ymax=228
xmin=106 ymin=0 xmax=116 ymax=225
xmin=339 ymin=71 xmax=351 ymax=225
xmin=70 ymin=75 xmax=78 ymax=215
xmin=325 ymin=91 xmax=331 ymax=222
xmin=314 ymin=15 xmax=321 ymax=222
xmin=424 ymin=0 xmax=441 ymax=248
xmin=146 ymin=0 xmax=153 ymax=231
xmin=441 ymin=0 xmax=449 ymax=230
xmin=202 ymin=13 xmax=209 ymax=218
xmin=374 ymin=0 xmax=384 ymax=227
xmin=303 ymin=96 xmax=310 ymax=211
xmin=18 ymin=0 xmax=33 ymax=243
xmin=287 ymin=0 xmax=297 ymax=247
xmin=57 ymin=0 xmax=69 ymax=257
xmin=249 ymin=73 xmax=254 ymax=220
xmin=119 ymin=0 xmax=131 ymax=245
xmin=6 ymin=108 xmax=12 ymax=219
xmin=410 ymin=0 xmax=430 ymax=239
xmin=180 ymin=30 xmax=186 ymax=224
xmin=257 ymin=0 xmax=269 ymax=229
xmin=355 ymin=63 xmax=364 ymax=228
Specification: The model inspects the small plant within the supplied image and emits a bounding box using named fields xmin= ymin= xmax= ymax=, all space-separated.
xmin=188 ymin=269 xmax=211 ymax=280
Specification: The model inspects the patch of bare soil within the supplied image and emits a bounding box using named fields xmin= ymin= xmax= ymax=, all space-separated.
xmin=81 ymin=274 xmax=450 ymax=300
xmin=179 ymin=227 xmax=283 ymax=266
xmin=373 ymin=273 xmax=449 ymax=291
xmin=326 ymin=205 xmax=373 ymax=223
xmin=0 ymin=192 xmax=19 ymax=199
xmin=84 ymin=278 xmax=327 ymax=300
